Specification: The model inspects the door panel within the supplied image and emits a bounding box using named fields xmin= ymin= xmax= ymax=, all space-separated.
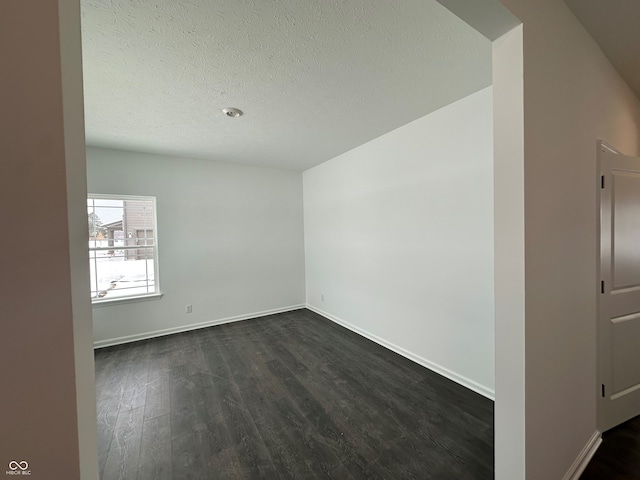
xmin=599 ymin=142 xmax=640 ymax=431
xmin=613 ymin=172 xmax=640 ymax=289
xmin=612 ymin=313 xmax=640 ymax=394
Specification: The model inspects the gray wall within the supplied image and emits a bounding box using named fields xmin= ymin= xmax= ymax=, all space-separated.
xmin=87 ymin=147 xmax=306 ymax=345
xmin=1 ymin=0 xmax=98 ymax=478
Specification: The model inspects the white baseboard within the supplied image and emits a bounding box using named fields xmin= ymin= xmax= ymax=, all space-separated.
xmin=562 ymin=431 xmax=602 ymax=480
xmin=306 ymin=304 xmax=495 ymax=400
xmin=93 ymin=304 xmax=306 ymax=349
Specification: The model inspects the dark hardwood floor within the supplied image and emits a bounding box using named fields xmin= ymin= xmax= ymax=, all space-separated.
xmin=94 ymin=308 xmax=494 ymax=479
xmin=580 ymin=415 xmax=640 ymax=480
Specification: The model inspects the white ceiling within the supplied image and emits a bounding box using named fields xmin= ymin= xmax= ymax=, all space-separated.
xmin=81 ymin=0 xmax=491 ymax=171
xmin=565 ymin=0 xmax=640 ymax=99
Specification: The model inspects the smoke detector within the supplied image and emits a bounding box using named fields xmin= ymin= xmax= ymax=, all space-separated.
xmin=222 ymin=107 xmax=243 ymax=118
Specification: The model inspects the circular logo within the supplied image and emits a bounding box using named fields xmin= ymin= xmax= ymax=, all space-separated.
xmin=8 ymin=461 xmax=29 ymax=471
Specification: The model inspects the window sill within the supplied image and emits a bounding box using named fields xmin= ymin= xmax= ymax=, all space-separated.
xmin=92 ymin=292 xmax=163 ymax=307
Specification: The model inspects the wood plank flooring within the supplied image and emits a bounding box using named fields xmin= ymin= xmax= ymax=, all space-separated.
xmin=94 ymin=308 xmax=494 ymax=479
xmin=580 ymin=415 xmax=640 ymax=480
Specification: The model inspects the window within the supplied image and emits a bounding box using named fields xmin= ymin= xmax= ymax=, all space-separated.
xmin=87 ymin=194 xmax=160 ymax=303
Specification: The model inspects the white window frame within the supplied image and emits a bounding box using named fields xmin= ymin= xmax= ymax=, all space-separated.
xmin=88 ymin=193 xmax=162 ymax=305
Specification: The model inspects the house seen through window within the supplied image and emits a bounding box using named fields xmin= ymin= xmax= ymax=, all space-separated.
xmin=87 ymin=194 xmax=159 ymax=302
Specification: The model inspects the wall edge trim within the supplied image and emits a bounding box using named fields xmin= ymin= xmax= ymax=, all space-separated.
xmin=93 ymin=304 xmax=306 ymax=348
xmin=306 ymin=303 xmax=495 ymax=400
xmin=562 ymin=430 xmax=602 ymax=480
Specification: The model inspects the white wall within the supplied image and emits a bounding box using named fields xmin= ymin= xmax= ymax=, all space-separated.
xmin=491 ymin=0 xmax=640 ymax=479
xmin=60 ymin=0 xmax=100 ymax=477
xmin=303 ymin=87 xmax=495 ymax=397
xmin=87 ymin=147 xmax=305 ymax=345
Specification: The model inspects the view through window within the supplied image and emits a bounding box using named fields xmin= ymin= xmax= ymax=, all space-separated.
xmin=87 ymin=195 xmax=159 ymax=302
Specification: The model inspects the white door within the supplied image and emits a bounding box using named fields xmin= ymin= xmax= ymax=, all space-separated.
xmin=599 ymin=141 xmax=640 ymax=431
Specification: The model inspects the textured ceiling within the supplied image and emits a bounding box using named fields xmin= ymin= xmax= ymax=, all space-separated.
xmin=565 ymin=0 xmax=640 ymax=99
xmin=81 ymin=0 xmax=491 ymax=171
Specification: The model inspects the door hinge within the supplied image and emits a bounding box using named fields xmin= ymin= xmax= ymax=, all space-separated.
xmin=601 ymin=281 xmax=605 ymax=294
xmin=601 ymin=175 xmax=605 ymax=189
xmin=602 ymin=384 xmax=606 ymax=398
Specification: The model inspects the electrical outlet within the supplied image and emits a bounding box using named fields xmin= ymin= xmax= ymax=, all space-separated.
xmin=186 ymin=304 xmax=192 ymax=313
xmin=321 ymin=294 xmax=325 ymax=302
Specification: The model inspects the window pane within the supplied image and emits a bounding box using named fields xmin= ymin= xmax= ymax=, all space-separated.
xmin=89 ymin=248 xmax=156 ymax=300
xmin=88 ymin=202 xmax=124 ymax=246
xmin=93 ymin=199 xmax=124 ymax=208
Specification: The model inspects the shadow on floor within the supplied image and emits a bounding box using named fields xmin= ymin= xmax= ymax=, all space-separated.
xmin=580 ymin=415 xmax=640 ymax=480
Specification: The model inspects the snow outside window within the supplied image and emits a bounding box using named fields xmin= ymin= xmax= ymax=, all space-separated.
xmin=87 ymin=194 xmax=160 ymax=303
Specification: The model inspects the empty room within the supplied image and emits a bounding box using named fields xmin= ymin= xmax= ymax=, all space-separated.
xmin=4 ymin=0 xmax=640 ymax=480
xmin=84 ymin=0 xmax=495 ymax=478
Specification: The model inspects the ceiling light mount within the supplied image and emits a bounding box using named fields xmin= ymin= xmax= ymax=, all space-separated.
xmin=223 ymin=107 xmax=243 ymax=118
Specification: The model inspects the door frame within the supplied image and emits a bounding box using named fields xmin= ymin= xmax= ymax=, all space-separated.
xmin=597 ymin=139 xmax=630 ymax=432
